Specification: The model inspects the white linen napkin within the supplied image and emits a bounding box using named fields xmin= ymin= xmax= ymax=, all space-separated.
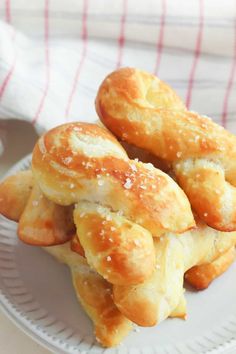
xmin=0 ymin=0 xmax=235 ymax=154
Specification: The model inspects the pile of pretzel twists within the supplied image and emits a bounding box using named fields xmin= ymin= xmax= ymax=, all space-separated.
xmin=1 ymin=68 xmax=236 ymax=348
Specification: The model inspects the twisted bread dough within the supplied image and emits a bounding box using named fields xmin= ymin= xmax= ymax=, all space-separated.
xmin=0 ymin=170 xmax=235 ymax=345
xmin=43 ymin=242 xmax=132 ymax=347
xmin=18 ymin=183 xmax=75 ymax=245
xmin=96 ymin=67 xmax=236 ymax=231
xmin=0 ymin=171 xmax=74 ymax=246
xmin=0 ymin=171 xmax=33 ymax=221
xmin=185 ymin=246 xmax=235 ymax=290
xmin=0 ymin=174 xmax=132 ymax=347
xmin=31 ymin=122 xmax=194 ymax=285
xmin=113 ymin=220 xmax=236 ymax=326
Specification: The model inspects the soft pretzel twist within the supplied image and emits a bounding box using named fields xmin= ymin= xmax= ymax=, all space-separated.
xmin=96 ymin=67 xmax=236 ymax=231
xmin=44 ymin=243 xmax=132 ymax=347
xmin=31 ymin=122 xmax=194 ymax=285
xmin=113 ymin=219 xmax=236 ymax=326
xmin=1 ymin=167 xmax=235 ymax=344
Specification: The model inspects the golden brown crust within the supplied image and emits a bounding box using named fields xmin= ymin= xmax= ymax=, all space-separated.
xmin=113 ymin=221 xmax=236 ymax=326
xmin=32 ymin=122 xmax=195 ymax=236
xmin=113 ymin=236 xmax=185 ymax=326
xmin=44 ymin=243 xmax=132 ymax=347
xmin=31 ymin=122 xmax=195 ymax=284
xmin=185 ymin=246 xmax=235 ymax=290
xmin=70 ymin=233 xmax=85 ymax=257
xmin=0 ymin=171 xmax=33 ymax=221
xmin=96 ymin=67 xmax=236 ymax=231
xmin=96 ymin=67 xmax=236 ymax=162
xmin=74 ymin=202 xmax=155 ymax=285
xmin=18 ymin=184 xmax=75 ymax=246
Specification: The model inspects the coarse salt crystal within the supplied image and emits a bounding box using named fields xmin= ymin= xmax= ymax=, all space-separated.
xmin=32 ymin=200 xmax=39 ymax=206
xmin=203 ymin=212 xmax=208 ymax=217
xmin=106 ymin=256 xmax=112 ymax=262
xmin=63 ymin=157 xmax=72 ymax=165
xmin=106 ymin=215 xmax=112 ymax=221
xmin=176 ymin=151 xmax=182 ymax=158
xmin=145 ymin=163 xmax=154 ymax=170
xmin=110 ymin=226 xmax=116 ymax=231
xmin=98 ymin=180 xmax=104 ymax=186
xmin=85 ymin=162 xmax=93 ymax=169
xmin=140 ymin=185 xmax=146 ymax=190
xmin=124 ymin=178 xmax=133 ymax=189
xmin=134 ymin=239 xmax=141 ymax=247
xmin=80 ymin=212 xmax=85 ymax=218
xmin=156 ymin=264 xmax=161 ymax=269
xmin=69 ymin=183 xmax=75 ymax=189
xmin=130 ymin=164 xmax=137 ymax=172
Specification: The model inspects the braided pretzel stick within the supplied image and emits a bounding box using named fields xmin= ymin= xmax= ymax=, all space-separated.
xmin=96 ymin=67 xmax=236 ymax=231
xmin=113 ymin=220 xmax=236 ymax=326
xmin=31 ymin=122 xmax=194 ymax=285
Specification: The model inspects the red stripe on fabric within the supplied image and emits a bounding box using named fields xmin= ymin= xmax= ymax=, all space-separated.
xmin=221 ymin=22 xmax=236 ymax=128
xmin=0 ymin=0 xmax=16 ymax=101
xmin=154 ymin=0 xmax=166 ymax=76
xmin=116 ymin=0 xmax=128 ymax=69
xmin=32 ymin=0 xmax=50 ymax=125
xmin=0 ymin=54 xmax=16 ymax=99
xmin=65 ymin=0 xmax=89 ymax=119
xmin=5 ymin=0 xmax=11 ymax=23
xmin=185 ymin=0 xmax=204 ymax=109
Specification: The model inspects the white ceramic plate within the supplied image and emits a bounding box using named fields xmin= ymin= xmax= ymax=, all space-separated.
xmin=1 ymin=155 xmax=236 ymax=354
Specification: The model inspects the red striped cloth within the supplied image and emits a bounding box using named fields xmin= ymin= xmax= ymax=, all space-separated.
xmin=0 ymin=0 xmax=235 ymax=140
